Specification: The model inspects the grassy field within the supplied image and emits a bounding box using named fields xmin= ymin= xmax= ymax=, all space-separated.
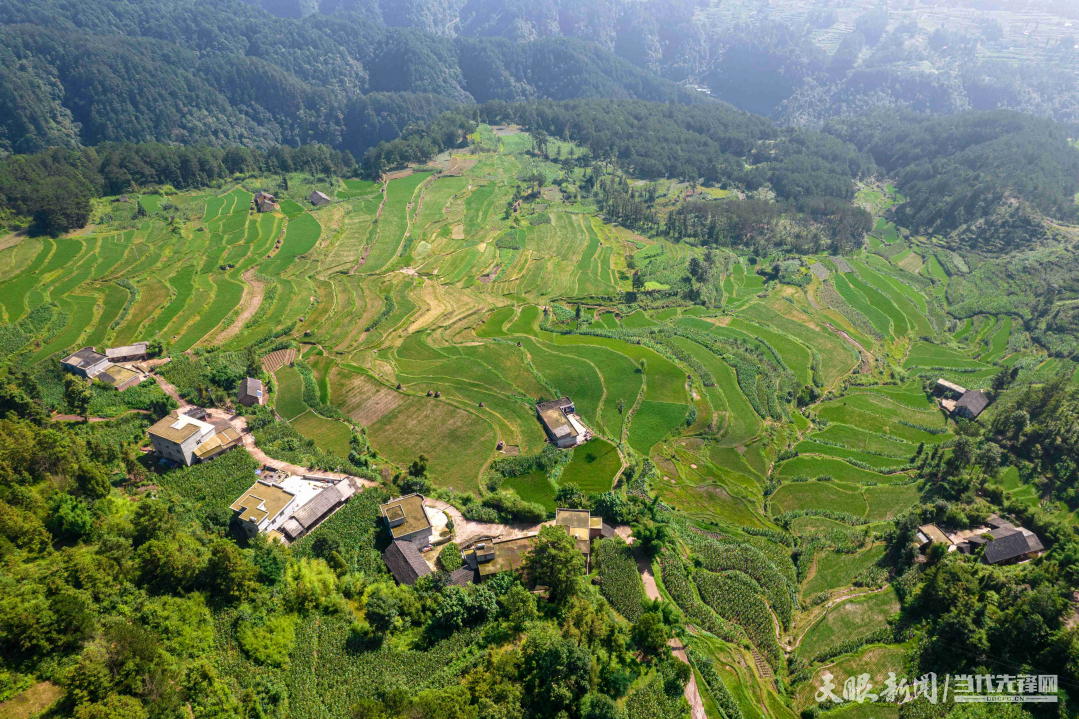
xmin=366 ymin=395 xmax=495 ymax=491
xmin=628 ymin=400 xmax=689 ymax=455
xmin=274 ymin=365 xmax=307 ymax=421
xmin=793 ymin=643 xmax=908 ymax=714
xmin=803 ymin=545 xmax=886 ymax=596
xmin=291 ymin=411 xmax=352 ymax=458
xmin=798 ymin=588 xmax=900 ymax=659
xmin=503 ymin=469 xmax=557 ymax=511
xmin=560 ymin=437 xmax=622 ymax=493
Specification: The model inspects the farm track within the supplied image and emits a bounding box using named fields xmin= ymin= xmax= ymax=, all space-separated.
xmin=51 ymin=409 xmax=149 ymax=423
xmin=215 ymin=268 xmax=264 ymax=344
xmin=824 ymin=321 xmax=872 ymax=374
xmin=669 ymin=638 xmax=707 ymax=719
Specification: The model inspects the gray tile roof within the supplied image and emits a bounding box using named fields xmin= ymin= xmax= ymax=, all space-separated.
xmin=956 ymin=390 xmax=989 ymax=418
xmin=291 ymin=483 xmax=354 ymax=530
xmin=383 ymin=540 xmax=432 ymax=585
xmin=63 ymin=347 xmax=107 ymax=369
xmin=984 ymin=528 xmax=1042 ymax=564
xmin=446 ymin=566 xmax=476 ymax=586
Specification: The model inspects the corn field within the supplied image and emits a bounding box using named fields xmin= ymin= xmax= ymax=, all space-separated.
xmin=592 ymin=537 xmax=645 ymax=622
xmin=693 ymin=569 xmax=785 ymax=671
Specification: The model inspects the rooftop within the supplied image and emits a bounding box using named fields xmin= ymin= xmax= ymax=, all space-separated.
xmin=446 ymin=566 xmax=476 ymax=586
xmin=539 ymin=407 xmax=577 ymax=439
xmin=105 ymin=342 xmax=148 ymax=359
xmin=935 ymin=378 xmax=967 ymax=394
xmin=956 ymin=390 xmax=990 ymax=418
xmin=918 ymin=524 xmax=951 ymax=546
xmin=984 ymin=527 xmax=1044 ymax=564
xmin=148 ymin=411 xmax=215 ymax=444
xmin=192 ymin=427 xmax=241 ymax=459
xmin=383 ymin=539 xmax=433 ymax=585
xmin=473 ymin=534 xmax=538 ymax=578
xmin=380 ymin=494 xmax=431 ymax=539
xmin=239 ymin=377 xmax=263 ymax=397
xmin=231 ymin=481 xmax=295 ymax=525
xmin=63 ymin=347 xmax=107 ymax=370
xmin=537 ymin=396 xmax=574 ymax=413
xmin=555 ymin=508 xmax=591 ymax=529
xmin=291 ymin=482 xmax=354 ymax=530
xmin=98 ymin=365 xmax=139 ymax=387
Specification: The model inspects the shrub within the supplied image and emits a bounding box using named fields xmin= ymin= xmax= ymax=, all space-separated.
xmin=438 ymin=543 xmax=462 ymax=572
xmin=237 ymin=614 xmax=297 ymax=667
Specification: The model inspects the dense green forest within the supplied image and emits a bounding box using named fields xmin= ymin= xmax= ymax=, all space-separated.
xmin=0 ymin=0 xmax=694 ymax=157
xmin=4 ymin=0 xmax=1079 ymax=159
xmin=241 ymin=0 xmax=1079 ymax=124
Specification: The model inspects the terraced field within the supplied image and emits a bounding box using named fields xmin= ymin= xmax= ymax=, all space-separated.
xmin=4 ymin=124 xmax=1058 ymax=715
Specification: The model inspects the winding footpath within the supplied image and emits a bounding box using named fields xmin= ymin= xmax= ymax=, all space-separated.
xmin=626 ymin=531 xmax=707 ymax=719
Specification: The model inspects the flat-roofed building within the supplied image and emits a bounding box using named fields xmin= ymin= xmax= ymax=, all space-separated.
xmin=917 ymin=524 xmax=951 ymax=548
xmin=555 ymin=508 xmax=605 ymax=570
xmin=148 ymin=410 xmax=239 ymax=466
xmin=467 ymin=535 xmax=538 ymax=580
xmin=231 ymin=480 xmax=298 ymax=538
xmin=380 ymin=493 xmax=433 ymax=546
xmin=97 ymin=364 xmax=142 ymax=391
xmin=62 ymin=347 xmax=111 ymax=379
xmin=538 ymin=396 xmax=589 ymax=448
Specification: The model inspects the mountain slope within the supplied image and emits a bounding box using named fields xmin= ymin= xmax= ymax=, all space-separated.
xmin=0 ymin=0 xmax=698 ymax=156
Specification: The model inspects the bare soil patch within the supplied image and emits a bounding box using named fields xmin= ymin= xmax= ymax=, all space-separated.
xmin=216 ymin=268 xmax=265 ymax=343
xmin=262 ymin=348 xmax=297 ymax=373
xmin=337 ymin=371 xmax=404 ymax=425
xmin=0 ymin=681 xmax=62 ymax=719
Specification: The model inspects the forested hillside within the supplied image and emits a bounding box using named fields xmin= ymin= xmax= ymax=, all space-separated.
xmin=0 ymin=0 xmax=694 ymax=157
xmin=243 ymin=0 xmax=1079 ymax=125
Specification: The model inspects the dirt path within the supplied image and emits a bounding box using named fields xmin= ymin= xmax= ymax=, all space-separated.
xmin=51 ymin=409 xmax=150 ymax=423
xmin=635 ymin=545 xmax=662 ymax=601
xmin=153 ymin=374 xmax=188 ymax=408
xmin=216 ymin=268 xmax=264 ymax=344
xmin=669 ymin=638 xmax=707 ymax=719
xmin=824 ymin=322 xmax=872 ymax=374
xmin=425 ymin=498 xmax=544 ymax=547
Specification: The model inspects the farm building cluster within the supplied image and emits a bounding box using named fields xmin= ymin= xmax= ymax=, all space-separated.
xmin=934 ymin=379 xmax=990 ymax=420
xmin=230 ymin=469 xmax=357 ymax=543
xmin=380 ymin=495 xmax=614 ymax=588
xmin=61 ymin=342 xmax=150 ymax=391
xmin=253 ymin=191 xmax=279 ymax=213
xmin=916 ymin=515 xmax=1044 ymax=565
xmin=536 ymin=396 xmax=592 ymax=448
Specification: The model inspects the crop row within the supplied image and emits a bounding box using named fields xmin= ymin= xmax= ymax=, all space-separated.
xmin=682 ymin=533 xmax=796 ymax=629
xmin=693 ymin=569 xmax=785 ymax=670
xmin=657 ymin=552 xmax=744 ymax=643
xmin=592 ymin=538 xmax=646 ymax=622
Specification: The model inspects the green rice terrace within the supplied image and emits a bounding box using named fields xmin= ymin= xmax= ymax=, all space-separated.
xmin=2 ymin=123 xmax=1077 ymax=719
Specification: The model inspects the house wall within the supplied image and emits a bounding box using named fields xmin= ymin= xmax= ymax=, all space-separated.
xmin=396 ymin=527 xmax=433 ymax=547
xmin=150 ymin=432 xmax=206 ymax=466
